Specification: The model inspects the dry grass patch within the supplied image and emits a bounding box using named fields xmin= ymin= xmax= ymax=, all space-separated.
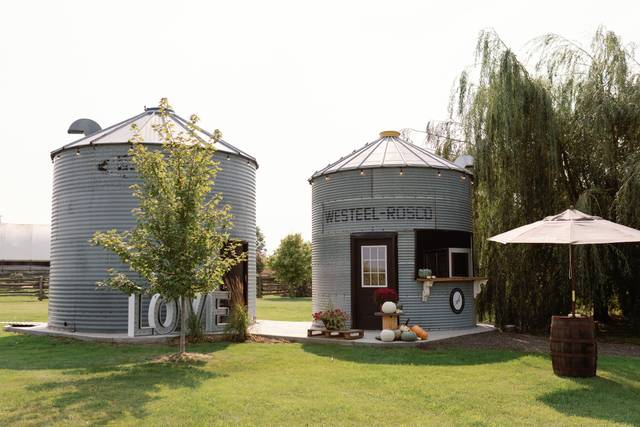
xmin=152 ymin=352 xmax=212 ymax=364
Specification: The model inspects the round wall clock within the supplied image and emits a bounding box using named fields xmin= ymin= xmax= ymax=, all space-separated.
xmin=450 ymin=288 xmax=465 ymax=314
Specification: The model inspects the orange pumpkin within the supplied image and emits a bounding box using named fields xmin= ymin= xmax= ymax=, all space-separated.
xmin=410 ymin=325 xmax=428 ymax=340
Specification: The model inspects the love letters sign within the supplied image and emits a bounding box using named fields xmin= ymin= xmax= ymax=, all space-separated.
xmin=127 ymin=290 xmax=230 ymax=337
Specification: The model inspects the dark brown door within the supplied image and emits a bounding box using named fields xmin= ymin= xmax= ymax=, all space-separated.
xmin=351 ymin=233 xmax=397 ymax=330
xmin=222 ymin=242 xmax=249 ymax=308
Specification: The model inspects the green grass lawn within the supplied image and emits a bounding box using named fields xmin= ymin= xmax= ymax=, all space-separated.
xmin=256 ymin=295 xmax=311 ymax=321
xmin=1 ymin=296 xmax=640 ymax=425
xmin=0 ymin=294 xmax=312 ymax=324
xmin=0 ymin=296 xmax=48 ymax=323
xmin=0 ymin=330 xmax=639 ymax=426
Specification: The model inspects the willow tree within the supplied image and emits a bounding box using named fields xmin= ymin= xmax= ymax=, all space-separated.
xmin=439 ymin=31 xmax=568 ymax=331
xmin=437 ymin=28 xmax=640 ymax=330
xmin=91 ymin=98 xmax=246 ymax=353
xmin=531 ymin=29 xmax=640 ymax=324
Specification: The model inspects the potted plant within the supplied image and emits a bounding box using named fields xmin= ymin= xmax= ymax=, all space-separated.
xmin=373 ymin=288 xmax=399 ymax=309
xmin=313 ymin=308 xmax=349 ymax=331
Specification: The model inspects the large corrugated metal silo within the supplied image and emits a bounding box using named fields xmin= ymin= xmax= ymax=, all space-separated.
xmin=49 ymin=107 xmax=257 ymax=333
xmin=310 ymin=131 xmax=477 ymax=330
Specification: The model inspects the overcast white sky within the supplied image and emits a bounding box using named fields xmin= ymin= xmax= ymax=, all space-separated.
xmin=0 ymin=1 xmax=637 ymax=252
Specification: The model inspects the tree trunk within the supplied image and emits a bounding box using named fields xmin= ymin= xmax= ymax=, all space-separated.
xmin=180 ymin=296 xmax=187 ymax=354
xmin=593 ymin=297 xmax=610 ymax=323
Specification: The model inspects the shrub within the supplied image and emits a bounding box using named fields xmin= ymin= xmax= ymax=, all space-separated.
xmin=224 ymin=304 xmax=249 ymax=342
xmin=269 ymin=234 xmax=312 ymax=297
xmin=287 ymin=282 xmax=311 ymax=298
xmin=374 ymin=288 xmax=399 ymax=305
xmin=187 ymin=311 xmax=204 ymax=342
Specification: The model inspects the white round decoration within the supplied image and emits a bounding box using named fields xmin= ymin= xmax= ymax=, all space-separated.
xmin=381 ymin=301 xmax=397 ymax=314
xmin=380 ymin=329 xmax=395 ymax=342
xmin=449 ymin=288 xmax=465 ymax=314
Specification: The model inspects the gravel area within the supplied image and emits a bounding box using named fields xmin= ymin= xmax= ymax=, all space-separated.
xmin=419 ymin=330 xmax=640 ymax=357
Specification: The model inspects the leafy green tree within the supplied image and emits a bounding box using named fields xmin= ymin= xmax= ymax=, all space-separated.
xmin=256 ymin=226 xmax=267 ymax=274
xmin=269 ymin=234 xmax=311 ymax=297
xmin=91 ymin=98 xmax=245 ymax=353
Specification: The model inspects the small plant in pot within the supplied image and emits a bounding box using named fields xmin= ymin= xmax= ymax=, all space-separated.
xmin=313 ymin=308 xmax=349 ymax=331
xmin=373 ymin=288 xmax=399 ymax=309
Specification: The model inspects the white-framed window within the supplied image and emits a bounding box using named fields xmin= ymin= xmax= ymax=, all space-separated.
xmin=361 ymin=245 xmax=387 ymax=287
xmin=448 ymin=248 xmax=472 ymax=277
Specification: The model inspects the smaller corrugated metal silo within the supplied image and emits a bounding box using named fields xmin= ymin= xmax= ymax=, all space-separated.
xmin=310 ymin=131 xmax=479 ymax=330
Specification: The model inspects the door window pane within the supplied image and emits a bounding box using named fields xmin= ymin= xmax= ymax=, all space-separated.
xmin=363 ymin=273 xmax=370 ymax=286
xmin=361 ymin=245 xmax=388 ymax=287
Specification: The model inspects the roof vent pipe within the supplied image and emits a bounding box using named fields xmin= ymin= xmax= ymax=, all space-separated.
xmin=454 ymin=154 xmax=474 ymax=170
xmin=67 ymin=118 xmax=102 ymax=137
xmin=379 ymin=130 xmax=400 ymax=138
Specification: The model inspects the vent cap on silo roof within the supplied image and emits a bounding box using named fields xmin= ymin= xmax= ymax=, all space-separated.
xmin=52 ymin=106 xmax=258 ymax=168
xmin=379 ymin=130 xmax=400 ymax=137
xmin=309 ymin=130 xmax=470 ymax=180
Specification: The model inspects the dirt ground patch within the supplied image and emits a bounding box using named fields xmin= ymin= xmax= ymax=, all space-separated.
xmin=420 ymin=330 xmax=640 ymax=357
xmin=152 ymin=352 xmax=212 ymax=364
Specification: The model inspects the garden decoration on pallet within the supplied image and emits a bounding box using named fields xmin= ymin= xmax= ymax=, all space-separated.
xmin=309 ymin=307 xmax=363 ymax=340
xmin=489 ymin=207 xmax=640 ymax=377
xmin=312 ymin=308 xmax=349 ymax=331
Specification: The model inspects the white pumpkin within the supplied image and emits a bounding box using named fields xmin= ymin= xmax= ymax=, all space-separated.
xmin=399 ymin=324 xmax=411 ymax=332
xmin=380 ymin=329 xmax=395 ymax=342
xmin=381 ymin=301 xmax=397 ymax=314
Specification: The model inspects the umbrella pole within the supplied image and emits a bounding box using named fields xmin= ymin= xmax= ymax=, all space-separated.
xmin=570 ymin=244 xmax=576 ymax=317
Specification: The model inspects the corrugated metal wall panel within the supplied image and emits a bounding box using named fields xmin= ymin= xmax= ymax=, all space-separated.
xmin=396 ymin=231 xmax=475 ymax=329
xmin=311 ymin=166 xmax=474 ymax=330
xmin=49 ymin=143 xmax=256 ymax=332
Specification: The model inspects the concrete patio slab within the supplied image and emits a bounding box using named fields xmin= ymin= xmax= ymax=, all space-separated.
xmin=249 ymin=320 xmax=496 ymax=347
xmin=4 ymin=320 xmax=496 ymax=347
xmin=3 ymin=323 xmax=177 ymax=344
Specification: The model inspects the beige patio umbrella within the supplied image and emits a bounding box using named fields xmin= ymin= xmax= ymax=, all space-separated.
xmin=488 ymin=208 xmax=640 ymax=317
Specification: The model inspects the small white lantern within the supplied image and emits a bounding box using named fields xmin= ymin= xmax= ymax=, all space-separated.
xmin=380 ymin=329 xmax=395 ymax=342
xmin=381 ymin=301 xmax=397 ymax=314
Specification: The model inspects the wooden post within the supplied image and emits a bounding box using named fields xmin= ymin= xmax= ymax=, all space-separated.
xmin=257 ymin=276 xmax=263 ymax=298
xmin=570 ymin=245 xmax=576 ymax=318
xmin=381 ymin=315 xmax=399 ymax=330
xmin=38 ymin=276 xmax=44 ymax=301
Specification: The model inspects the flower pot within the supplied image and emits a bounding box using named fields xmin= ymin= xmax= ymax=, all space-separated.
xmin=322 ymin=320 xmax=345 ymax=331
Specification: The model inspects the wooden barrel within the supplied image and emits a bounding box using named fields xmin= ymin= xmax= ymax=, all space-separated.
xmin=550 ymin=316 xmax=597 ymax=377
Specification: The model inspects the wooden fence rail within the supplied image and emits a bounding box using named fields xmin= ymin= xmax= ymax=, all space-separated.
xmin=256 ymin=276 xmax=287 ymax=297
xmin=0 ymin=274 xmax=49 ymax=299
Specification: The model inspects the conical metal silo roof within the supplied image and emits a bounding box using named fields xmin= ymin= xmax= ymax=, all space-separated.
xmin=52 ymin=106 xmax=257 ymax=167
xmin=310 ymin=130 xmax=468 ymax=180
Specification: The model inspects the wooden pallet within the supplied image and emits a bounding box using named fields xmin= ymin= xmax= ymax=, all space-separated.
xmin=307 ymin=328 xmax=364 ymax=340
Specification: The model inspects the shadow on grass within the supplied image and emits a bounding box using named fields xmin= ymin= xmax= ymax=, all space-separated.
xmin=3 ymin=361 xmax=224 ymax=425
xmin=0 ymin=333 xmax=234 ymax=425
xmin=537 ymin=359 xmax=640 ymax=425
xmin=301 ymin=342 xmax=524 ymax=366
xmin=0 ymin=332 xmax=229 ymax=371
